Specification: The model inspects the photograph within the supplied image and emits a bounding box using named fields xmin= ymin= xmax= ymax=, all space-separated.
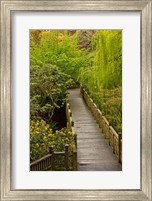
xmin=30 ymin=30 xmax=122 ymax=171
xmin=1 ymin=0 xmax=151 ymax=200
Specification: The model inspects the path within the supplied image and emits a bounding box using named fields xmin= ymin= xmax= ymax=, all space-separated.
xmin=68 ymin=88 xmax=122 ymax=171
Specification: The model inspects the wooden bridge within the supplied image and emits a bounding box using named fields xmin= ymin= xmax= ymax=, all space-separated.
xmin=30 ymin=87 xmax=122 ymax=171
xmin=68 ymin=88 xmax=122 ymax=171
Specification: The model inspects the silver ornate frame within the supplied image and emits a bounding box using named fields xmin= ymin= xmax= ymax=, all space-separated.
xmin=0 ymin=0 xmax=151 ymax=200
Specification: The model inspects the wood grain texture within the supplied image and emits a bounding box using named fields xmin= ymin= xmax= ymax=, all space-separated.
xmin=68 ymin=88 xmax=121 ymax=171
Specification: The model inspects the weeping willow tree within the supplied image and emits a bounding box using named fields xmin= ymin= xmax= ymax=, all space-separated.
xmin=80 ymin=30 xmax=122 ymax=90
xmin=79 ymin=30 xmax=122 ymax=132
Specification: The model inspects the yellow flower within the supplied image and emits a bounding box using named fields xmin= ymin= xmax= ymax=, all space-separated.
xmin=41 ymin=120 xmax=46 ymax=126
xmin=36 ymin=143 xmax=39 ymax=147
xmin=43 ymin=136 xmax=47 ymax=140
xmin=44 ymin=126 xmax=48 ymax=131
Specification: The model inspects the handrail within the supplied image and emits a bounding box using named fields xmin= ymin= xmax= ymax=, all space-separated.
xmin=81 ymin=87 xmax=122 ymax=163
xmin=30 ymin=145 xmax=70 ymax=171
xmin=30 ymin=98 xmax=77 ymax=171
xmin=30 ymin=154 xmax=52 ymax=167
xmin=66 ymin=99 xmax=76 ymax=144
xmin=65 ymin=98 xmax=77 ymax=170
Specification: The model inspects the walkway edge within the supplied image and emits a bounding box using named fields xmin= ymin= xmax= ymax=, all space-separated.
xmin=81 ymin=87 xmax=122 ymax=164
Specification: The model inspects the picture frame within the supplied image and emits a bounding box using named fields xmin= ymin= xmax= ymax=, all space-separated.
xmin=0 ymin=0 xmax=151 ymax=200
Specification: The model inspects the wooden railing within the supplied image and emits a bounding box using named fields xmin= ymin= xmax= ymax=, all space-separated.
xmin=30 ymin=99 xmax=78 ymax=171
xmin=65 ymin=99 xmax=77 ymax=169
xmin=30 ymin=144 xmax=70 ymax=171
xmin=81 ymin=87 xmax=122 ymax=163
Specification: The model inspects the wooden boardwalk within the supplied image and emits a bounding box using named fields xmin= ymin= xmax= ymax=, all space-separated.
xmin=68 ymin=88 xmax=122 ymax=171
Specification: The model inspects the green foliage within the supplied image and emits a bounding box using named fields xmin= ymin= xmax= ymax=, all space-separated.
xmin=79 ymin=30 xmax=122 ymax=132
xmin=93 ymin=87 xmax=122 ymax=132
xmin=30 ymin=31 xmax=77 ymax=168
xmin=80 ymin=30 xmax=122 ymax=90
xmin=30 ymin=30 xmax=91 ymax=81
xmin=30 ymin=119 xmax=75 ymax=162
xmin=30 ymin=30 xmax=122 ymax=168
xmin=30 ymin=64 xmax=74 ymax=123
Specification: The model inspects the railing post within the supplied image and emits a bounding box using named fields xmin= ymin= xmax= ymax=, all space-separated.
xmin=118 ymin=133 xmax=122 ymax=163
xmin=73 ymin=150 xmax=77 ymax=170
xmin=70 ymin=111 xmax=72 ymax=116
xmin=108 ymin=127 xmax=111 ymax=145
xmin=49 ymin=145 xmax=54 ymax=170
xmin=65 ymin=144 xmax=69 ymax=171
xmin=71 ymin=120 xmax=74 ymax=127
xmin=113 ymin=132 xmax=115 ymax=154
xmin=74 ymin=133 xmax=77 ymax=148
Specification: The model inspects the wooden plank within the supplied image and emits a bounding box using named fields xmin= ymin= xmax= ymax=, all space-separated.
xmin=68 ymin=88 xmax=122 ymax=171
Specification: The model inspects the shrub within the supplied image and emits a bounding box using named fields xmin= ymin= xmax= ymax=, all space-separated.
xmin=30 ymin=119 xmax=75 ymax=162
xmin=30 ymin=64 xmax=74 ymax=122
xmin=92 ymin=87 xmax=122 ymax=132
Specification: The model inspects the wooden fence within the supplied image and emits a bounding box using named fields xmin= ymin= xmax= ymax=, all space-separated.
xmin=81 ymin=88 xmax=122 ymax=163
xmin=66 ymin=99 xmax=77 ymax=168
xmin=30 ymin=99 xmax=77 ymax=171
xmin=30 ymin=145 xmax=69 ymax=171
